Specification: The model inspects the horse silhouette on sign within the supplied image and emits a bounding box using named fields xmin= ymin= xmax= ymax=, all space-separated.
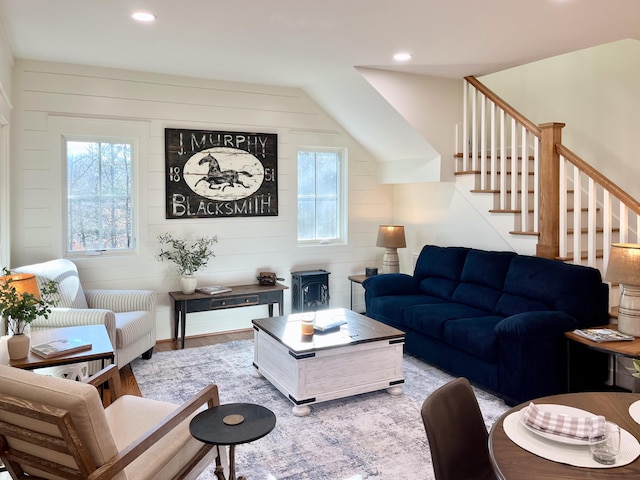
xmin=195 ymin=153 xmax=253 ymax=191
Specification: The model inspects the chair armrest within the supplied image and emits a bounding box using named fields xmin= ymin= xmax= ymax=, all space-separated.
xmin=87 ymin=384 xmax=220 ymax=480
xmin=85 ymin=364 xmax=123 ymax=401
xmin=30 ymin=307 xmax=116 ymax=345
xmin=85 ymin=289 xmax=156 ymax=314
xmin=30 ymin=308 xmax=117 ymax=347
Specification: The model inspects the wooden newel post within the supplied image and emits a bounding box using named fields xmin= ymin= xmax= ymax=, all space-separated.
xmin=536 ymin=122 xmax=565 ymax=259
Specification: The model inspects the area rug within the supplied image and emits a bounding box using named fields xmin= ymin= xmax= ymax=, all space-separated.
xmin=130 ymin=340 xmax=509 ymax=480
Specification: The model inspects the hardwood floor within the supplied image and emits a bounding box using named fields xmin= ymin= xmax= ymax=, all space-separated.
xmin=118 ymin=330 xmax=254 ymax=397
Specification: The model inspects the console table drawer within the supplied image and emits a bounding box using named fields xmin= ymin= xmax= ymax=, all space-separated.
xmin=209 ymin=295 xmax=259 ymax=309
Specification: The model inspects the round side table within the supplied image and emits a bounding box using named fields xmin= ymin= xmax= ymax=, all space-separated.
xmin=190 ymin=403 xmax=276 ymax=480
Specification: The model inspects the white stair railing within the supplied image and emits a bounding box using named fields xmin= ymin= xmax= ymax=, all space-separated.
xmin=459 ymin=77 xmax=640 ymax=274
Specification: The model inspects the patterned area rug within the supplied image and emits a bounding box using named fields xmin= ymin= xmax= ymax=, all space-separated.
xmin=130 ymin=340 xmax=509 ymax=480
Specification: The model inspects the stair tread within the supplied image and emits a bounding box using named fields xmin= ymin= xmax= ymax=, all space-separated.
xmin=557 ymin=249 xmax=604 ymax=261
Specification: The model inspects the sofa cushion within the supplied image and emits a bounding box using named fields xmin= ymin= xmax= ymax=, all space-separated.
xmin=452 ymin=284 xmax=502 ymax=312
xmin=414 ymin=245 xmax=469 ymax=284
xmin=403 ymin=303 xmax=489 ymax=340
xmin=499 ymin=255 xmax=605 ymax=321
xmin=443 ymin=316 xmax=503 ymax=362
xmin=367 ymin=294 xmax=447 ymax=328
xmin=495 ymin=293 xmax=550 ymax=317
xmin=419 ymin=277 xmax=459 ymax=299
xmin=459 ymin=249 xmax=515 ymax=290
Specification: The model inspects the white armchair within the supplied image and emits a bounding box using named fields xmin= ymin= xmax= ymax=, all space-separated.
xmin=14 ymin=259 xmax=156 ymax=369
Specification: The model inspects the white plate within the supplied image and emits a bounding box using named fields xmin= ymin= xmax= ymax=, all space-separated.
xmin=629 ymin=400 xmax=640 ymax=425
xmin=519 ymin=404 xmax=595 ymax=445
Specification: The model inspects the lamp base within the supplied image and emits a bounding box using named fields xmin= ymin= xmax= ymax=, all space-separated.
xmin=382 ymin=248 xmax=399 ymax=274
xmin=617 ymin=284 xmax=640 ymax=337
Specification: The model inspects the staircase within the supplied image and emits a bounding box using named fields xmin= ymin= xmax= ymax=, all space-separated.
xmin=456 ymin=77 xmax=640 ymax=285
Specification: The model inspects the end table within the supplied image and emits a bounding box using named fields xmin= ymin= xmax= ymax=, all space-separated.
xmin=189 ymin=403 xmax=276 ymax=480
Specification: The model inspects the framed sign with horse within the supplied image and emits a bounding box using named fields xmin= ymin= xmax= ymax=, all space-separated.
xmin=164 ymin=128 xmax=278 ymax=219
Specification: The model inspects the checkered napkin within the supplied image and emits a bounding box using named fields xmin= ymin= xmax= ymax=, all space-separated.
xmin=521 ymin=402 xmax=605 ymax=440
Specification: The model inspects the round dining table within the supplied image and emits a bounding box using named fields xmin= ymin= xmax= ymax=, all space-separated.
xmin=489 ymin=391 xmax=640 ymax=479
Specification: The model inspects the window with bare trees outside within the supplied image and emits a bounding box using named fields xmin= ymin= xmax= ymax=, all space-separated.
xmin=65 ymin=139 xmax=135 ymax=253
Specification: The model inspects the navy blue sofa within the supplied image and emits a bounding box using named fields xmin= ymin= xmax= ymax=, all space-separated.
xmin=363 ymin=245 xmax=609 ymax=405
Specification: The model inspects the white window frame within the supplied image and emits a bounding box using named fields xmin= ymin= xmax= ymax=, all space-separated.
xmin=63 ymin=136 xmax=138 ymax=255
xmin=50 ymin=116 xmax=148 ymax=259
xmin=297 ymin=146 xmax=348 ymax=246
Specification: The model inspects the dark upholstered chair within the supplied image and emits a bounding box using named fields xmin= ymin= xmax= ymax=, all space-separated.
xmin=421 ymin=377 xmax=497 ymax=480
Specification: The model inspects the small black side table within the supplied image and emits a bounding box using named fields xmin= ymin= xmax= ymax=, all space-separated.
xmin=190 ymin=403 xmax=276 ymax=480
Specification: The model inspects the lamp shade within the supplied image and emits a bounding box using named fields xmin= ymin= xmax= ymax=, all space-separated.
xmin=0 ymin=273 xmax=41 ymax=300
xmin=606 ymin=243 xmax=640 ymax=286
xmin=376 ymin=225 xmax=406 ymax=249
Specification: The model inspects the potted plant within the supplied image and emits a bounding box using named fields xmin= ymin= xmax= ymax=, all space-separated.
xmin=0 ymin=268 xmax=59 ymax=359
xmin=157 ymin=234 xmax=218 ymax=294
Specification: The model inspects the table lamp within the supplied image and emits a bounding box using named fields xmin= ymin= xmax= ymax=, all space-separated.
xmin=376 ymin=225 xmax=406 ymax=274
xmin=605 ymin=243 xmax=640 ymax=336
xmin=0 ymin=273 xmax=40 ymax=335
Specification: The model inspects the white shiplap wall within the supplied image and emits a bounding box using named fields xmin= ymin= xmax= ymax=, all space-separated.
xmin=9 ymin=59 xmax=391 ymax=340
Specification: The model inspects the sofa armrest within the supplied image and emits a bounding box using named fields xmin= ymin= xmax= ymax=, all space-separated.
xmin=495 ymin=311 xmax=579 ymax=337
xmin=85 ymin=289 xmax=156 ymax=314
xmin=496 ymin=311 xmax=580 ymax=404
xmin=362 ymin=274 xmax=419 ymax=297
xmin=30 ymin=308 xmax=117 ymax=347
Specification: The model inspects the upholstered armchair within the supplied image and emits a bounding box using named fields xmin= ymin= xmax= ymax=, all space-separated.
xmin=0 ymin=364 xmax=228 ymax=479
xmin=14 ymin=258 xmax=156 ymax=369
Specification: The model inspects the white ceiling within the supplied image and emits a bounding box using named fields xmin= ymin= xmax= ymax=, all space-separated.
xmin=1 ymin=0 xmax=639 ymax=89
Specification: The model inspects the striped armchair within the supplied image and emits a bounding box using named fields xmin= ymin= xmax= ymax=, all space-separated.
xmin=14 ymin=259 xmax=156 ymax=370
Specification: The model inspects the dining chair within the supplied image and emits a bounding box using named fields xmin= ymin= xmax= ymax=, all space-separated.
xmin=421 ymin=377 xmax=497 ymax=480
xmin=0 ymin=363 xmax=228 ymax=479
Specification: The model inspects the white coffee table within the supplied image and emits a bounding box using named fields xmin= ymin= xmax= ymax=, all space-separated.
xmin=252 ymin=308 xmax=405 ymax=416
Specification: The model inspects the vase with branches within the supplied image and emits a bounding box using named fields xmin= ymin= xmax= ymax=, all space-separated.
xmin=0 ymin=267 xmax=59 ymax=359
xmin=157 ymin=234 xmax=218 ymax=293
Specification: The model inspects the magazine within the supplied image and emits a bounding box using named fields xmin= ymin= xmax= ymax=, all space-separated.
xmin=30 ymin=337 xmax=92 ymax=358
xmin=573 ymin=328 xmax=634 ymax=343
xmin=195 ymin=285 xmax=232 ymax=295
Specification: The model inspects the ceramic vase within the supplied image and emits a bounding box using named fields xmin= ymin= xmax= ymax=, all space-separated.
xmin=8 ymin=333 xmax=30 ymax=360
xmin=180 ymin=274 xmax=197 ymax=294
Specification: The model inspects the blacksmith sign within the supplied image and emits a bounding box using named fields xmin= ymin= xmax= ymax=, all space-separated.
xmin=164 ymin=128 xmax=278 ymax=219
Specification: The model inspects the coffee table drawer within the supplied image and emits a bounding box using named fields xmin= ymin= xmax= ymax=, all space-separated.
xmin=209 ymin=294 xmax=259 ymax=309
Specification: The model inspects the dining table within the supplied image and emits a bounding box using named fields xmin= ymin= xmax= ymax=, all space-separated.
xmin=489 ymin=391 xmax=640 ymax=479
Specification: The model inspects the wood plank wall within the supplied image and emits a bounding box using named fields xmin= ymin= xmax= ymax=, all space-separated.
xmin=9 ymin=59 xmax=391 ymax=339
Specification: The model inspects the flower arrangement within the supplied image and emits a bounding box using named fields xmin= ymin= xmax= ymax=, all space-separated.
xmin=0 ymin=268 xmax=59 ymax=335
xmin=157 ymin=234 xmax=218 ymax=275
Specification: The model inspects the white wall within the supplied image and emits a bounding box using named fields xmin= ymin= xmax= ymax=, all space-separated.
xmin=0 ymin=18 xmax=13 ymax=269
xmin=480 ymin=39 xmax=640 ymax=201
xmin=354 ymin=68 xmax=518 ymax=268
xmin=9 ymin=59 xmax=392 ymax=340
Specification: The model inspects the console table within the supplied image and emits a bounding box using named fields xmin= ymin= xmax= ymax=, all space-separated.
xmin=169 ymin=283 xmax=288 ymax=349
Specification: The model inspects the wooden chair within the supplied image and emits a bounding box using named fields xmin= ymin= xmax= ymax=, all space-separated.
xmin=0 ymin=364 xmax=228 ymax=479
xmin=421 ymin=377 xmax=497 ymax=480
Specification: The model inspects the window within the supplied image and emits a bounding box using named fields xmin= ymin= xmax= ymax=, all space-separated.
xmin=65 ymin=139 xmax=134 ymax=253
xmin=297 ymin=148 xmax=347 ymax=244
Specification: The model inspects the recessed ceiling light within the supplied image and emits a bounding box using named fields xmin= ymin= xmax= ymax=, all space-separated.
xmin=131 ymin=11 xmax=156 ymax=22
xmin=393 ymin=52 xmax=413 ymax=62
